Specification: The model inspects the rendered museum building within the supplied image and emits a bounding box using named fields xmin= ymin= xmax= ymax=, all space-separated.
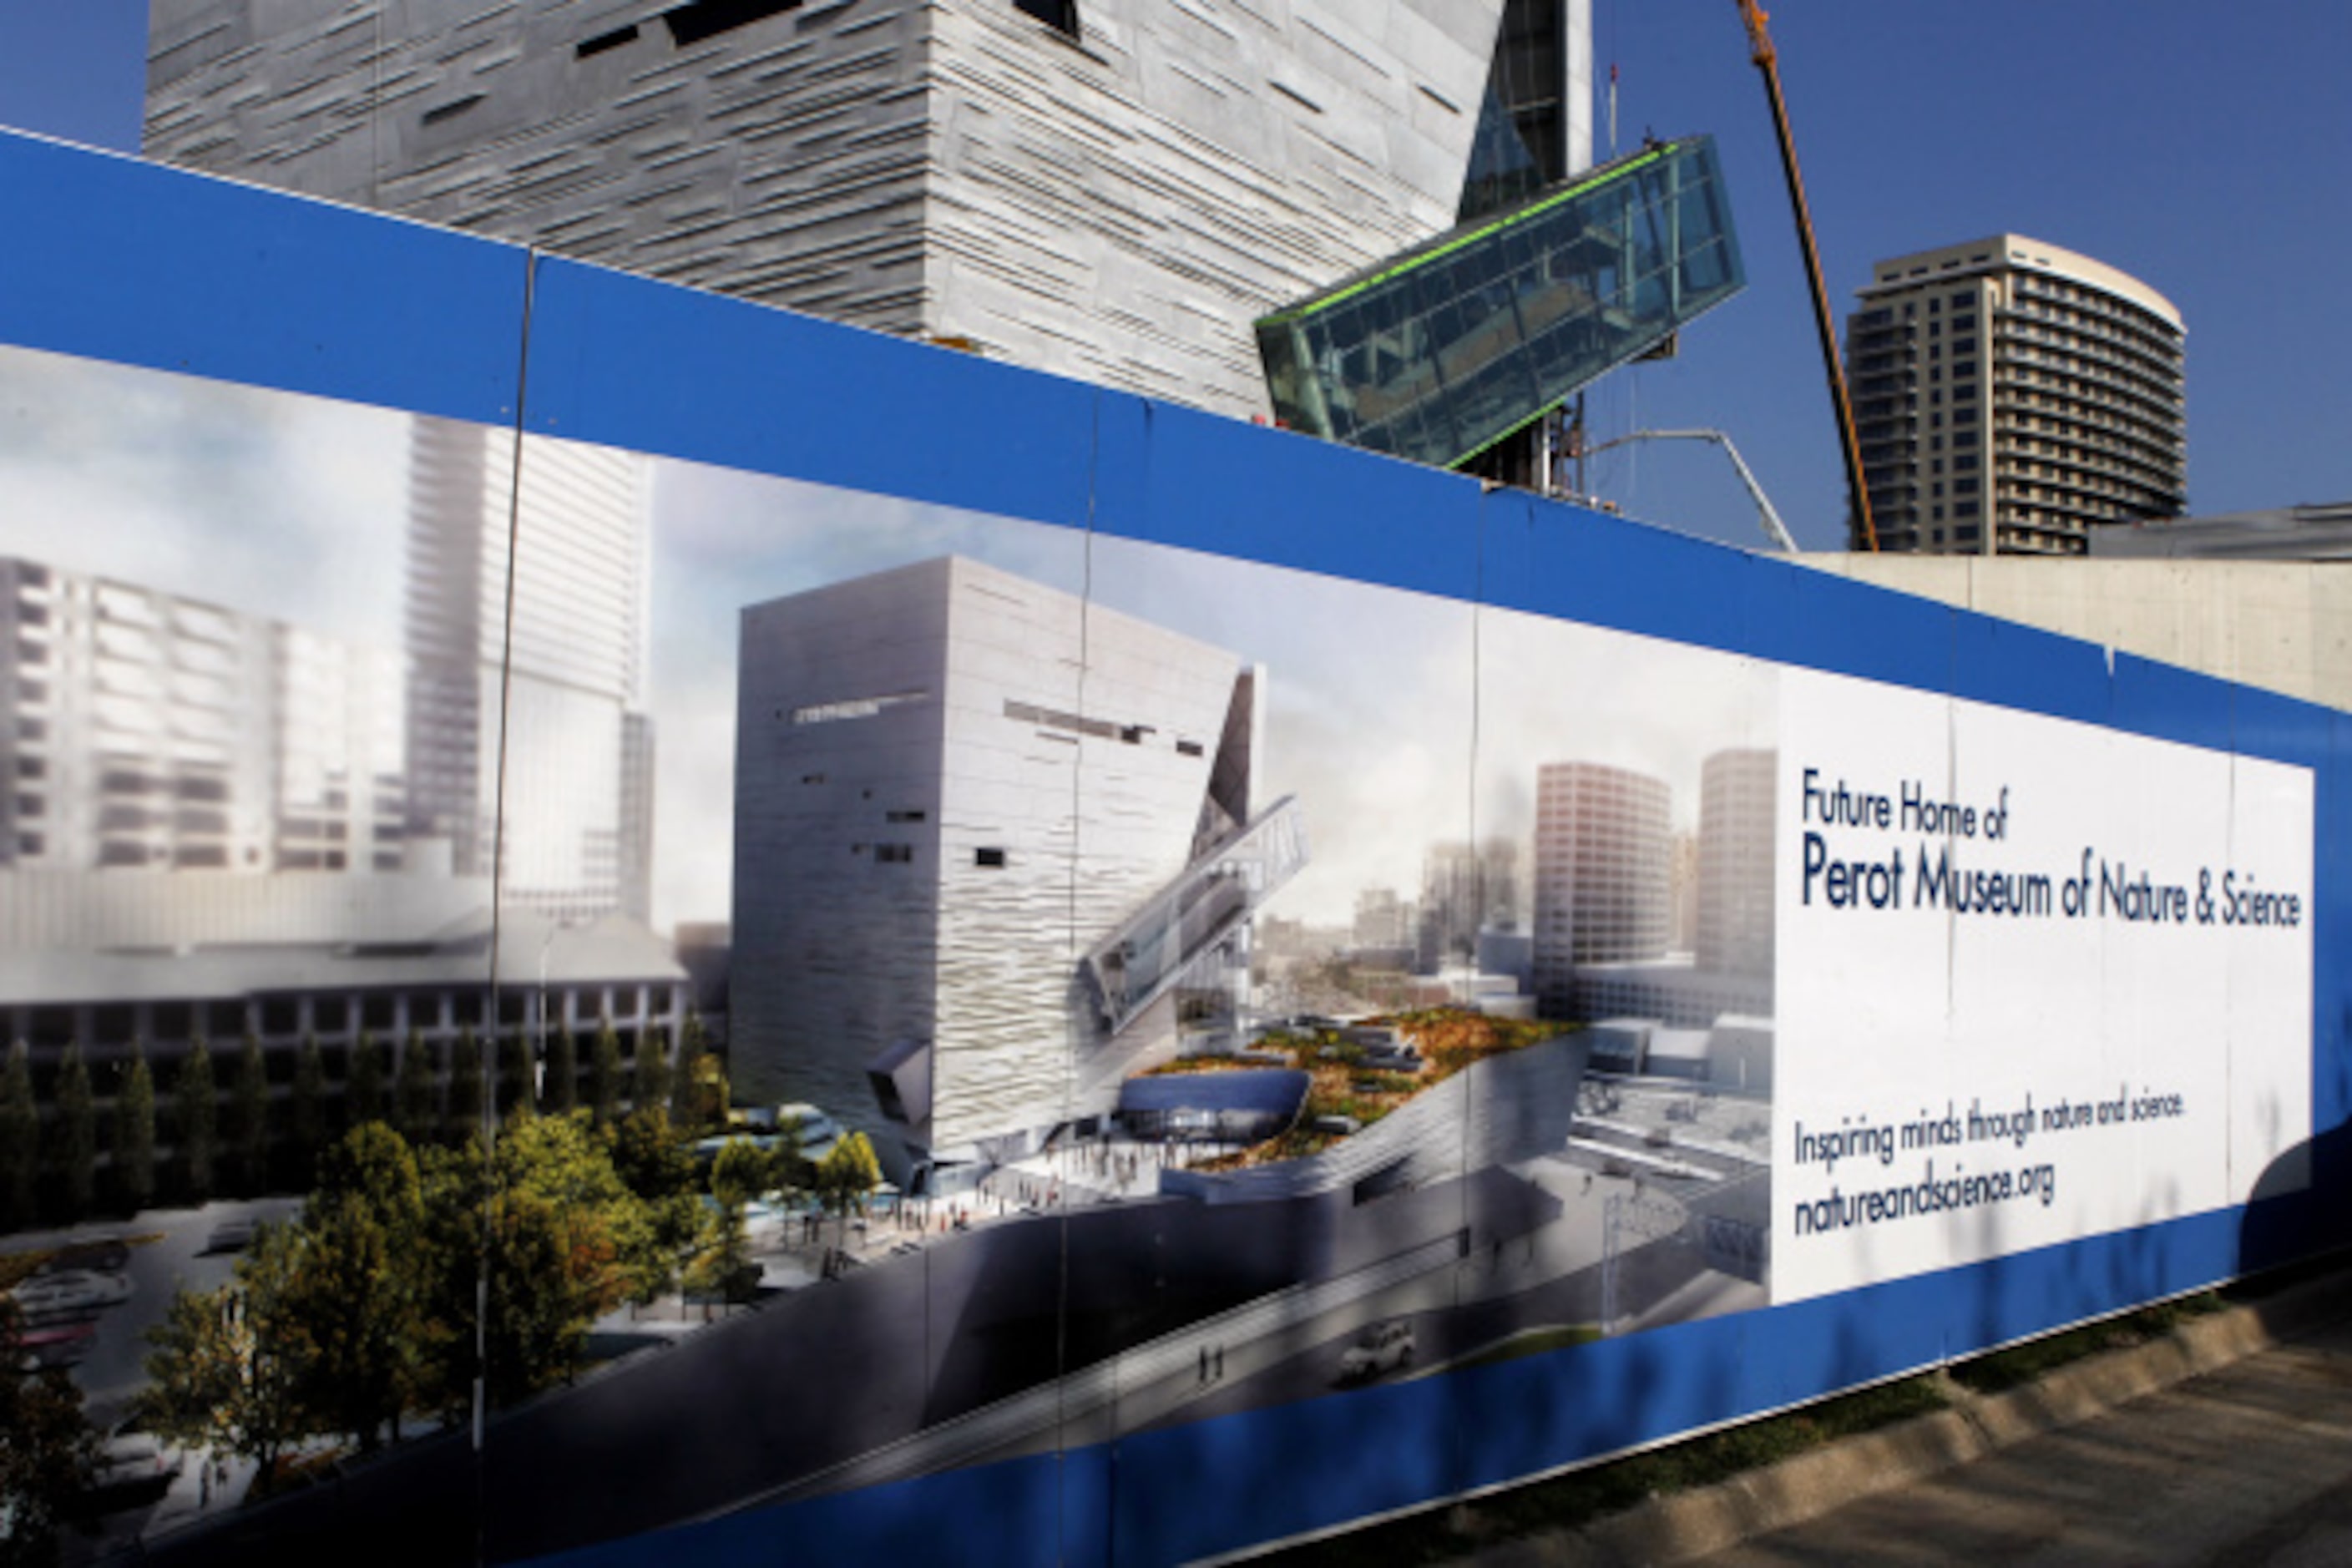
xmin=732 ymin=556 xmax=1303 ymax=1179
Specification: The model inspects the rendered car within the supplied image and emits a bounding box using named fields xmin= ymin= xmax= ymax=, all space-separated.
xmin=40 ymin=1236 xmax=131 ymax=1275
xmin=1338 ymin=1319 xmax=1416 ymax=1382
xmin=203 ymin=1219 xmax=256 ymax=1254
xmin=87 ymin=1417 xmax=185 ymax=1499
xmin=13 ymin=1319 xmax=97 ymax=1371
xmin=9 ymin=1269 xmax=132 ymax=1318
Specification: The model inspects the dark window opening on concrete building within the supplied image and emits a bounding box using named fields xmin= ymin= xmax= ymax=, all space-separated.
xmin=575 ymin=24 xmax=640 ymax=59
xmin=1014 ymin=0 xmax=1080 ymax=38
xmin=420 ymin=94 xmax=483 ymax=127
xmin=662 ymin=0 xmax=802 ymax=48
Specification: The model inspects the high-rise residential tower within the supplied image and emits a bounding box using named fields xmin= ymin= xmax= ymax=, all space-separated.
xmin=1845 ymin=235 xmax=2186 ymax=555
xmin=0 ymin=555 xmax=404 ymax=882
xmin=1695 ymin=748 xmax=1774 ymax=979
xmin=406 ymin=421 xmax=655 ymax=923
xmin=1531 ymin=761 xmax=1671 ymax=1009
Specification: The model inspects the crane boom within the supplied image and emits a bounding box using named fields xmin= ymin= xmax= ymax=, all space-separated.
xmin=1581 ymin=428 xmax=1798 ymax=554
xmin=1734 ymin=1 xmax=1878 ymax=552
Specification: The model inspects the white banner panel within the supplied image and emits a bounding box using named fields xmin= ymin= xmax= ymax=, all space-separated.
xmin=1773 ymin=668 xmax=2312 ymax=1303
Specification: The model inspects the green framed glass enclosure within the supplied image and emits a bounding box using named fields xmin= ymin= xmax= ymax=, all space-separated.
xmin=1257 ymin=135 xmax=1745 ymax=469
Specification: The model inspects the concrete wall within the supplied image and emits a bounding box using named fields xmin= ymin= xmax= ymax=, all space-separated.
xmin=1803 ymin=554 xmax=2352 ymax=714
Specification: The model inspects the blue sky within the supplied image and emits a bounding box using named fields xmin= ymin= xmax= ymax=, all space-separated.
xmin=1591 ymin=0 xmax=2352 ymax=547
xmin=2 ymin=0 xmax=2345 ymax=550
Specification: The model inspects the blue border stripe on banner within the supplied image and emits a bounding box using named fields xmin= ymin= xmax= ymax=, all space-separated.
xmin=521 ymin=1209 xmax=2258 ymax=1568
xmin=2110 ymin=651 xmax=2236 ymax=755
xmin=1478 ymin=487 xmax=1766 ymax=658
xmin=2237 ymin=683 xmax=2331 ymax=773
xmin=1089 ymin=393 xmax=1484 ymax=604
xmin=0 ymin=129 xmax=529 ymax=425
xmin=520 ymin=252 xmax=1100 ymax=535
xmin=1950 ymin=609 xmax=2113 ymax=728
xmin=1751 ymin=559 xmax=1960 ymax=696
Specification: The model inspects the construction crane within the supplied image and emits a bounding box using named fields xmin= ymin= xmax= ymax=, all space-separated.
xmin=1579 ymin=428 xmax=1798 ymax=554
xmin=1733 ymin=1 xmax=1879 ymax=552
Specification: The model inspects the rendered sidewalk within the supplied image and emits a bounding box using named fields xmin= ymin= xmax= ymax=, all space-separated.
xmin=1413 ymin=1261 xmax=2352 ymax=1566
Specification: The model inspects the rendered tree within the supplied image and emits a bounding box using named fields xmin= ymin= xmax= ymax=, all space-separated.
xmin=475 ymin=1189 xmax=585 ymax=1405
xmin=394 ymin=1029 xmax=436 ymax=1148
xmin=608 ymin=1108 xmax=695 ymax=1203
xmin=607 ymin=1108 xmax=702 ymax=1295
xmin=0 ymin=1300 xmax=96 ymax=1565
xmin=813 ymin=1131 xmax=883 ymax=1256
xmin=140 ymin=1221 xmax=309 ymax=1494
xmin=52 ymin=1042 xmax=96 ymax=1222
xmin=684 ymin=1193 xmax=756 ymax=1312
xmin=114 ymin=1048 xmax=157 ymax=1214
xmin=286 ymin=1125 xmax=429 ymax=1451
xmin=230 ymin=1034 xmax=270 ymax=1194
xmin=346 ymin=1029 xmax=385 ymax=1130
xmin=0 ymin=1042 xmax=37 ymax=1231
xmin=546 ymin=1028 xmax=579 ymax=1115
xmin=290 ymin=1034 xmax=327 ymax=1182
xmin=676 ymin=1046 xmax=729 ymax=1140
xmin=498 ymin=1031 xmax=535 ymax=1120
xmin=446 ymin=1027 xmax=484 ymax=1146
xmin=589 ymin=1018 xmax=623 ymax=1126
xmin=769 ymin=1111 xmax=810 ymax=1197
xmin=174 ymin=1039 xmax=216 ymax=1204
xmin=419 ymin=1112 xmax=660 ymax=1410
xmin=631 ymin=1025 xmax=670 ymax=1120
xmin=670 ymin=1013 xmax=710 ymax=1130
xmin=709 ymin=1136 xmax=768 ymax=1211
xmin=690 ymin=1135 xmax=766 ymax=1311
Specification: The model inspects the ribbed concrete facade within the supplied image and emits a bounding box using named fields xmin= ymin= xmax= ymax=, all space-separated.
xmin=732 ymin=555 xmax=1259 ymax=1169
xmin=146 ymin=0 xmax=1510 ymax=421
xmin=1846 ymin=235 xmax=2187 ymax=556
